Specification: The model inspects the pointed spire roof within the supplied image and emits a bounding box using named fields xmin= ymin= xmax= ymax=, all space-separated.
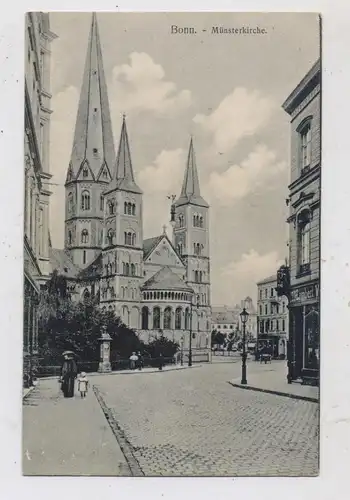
xmin=67 ymin=13 xmax=115 ymax=182
xmin=176 ymin=137 xmax=208 ymax=208
xmin=107 ymin=115 xmax=142 ymax=194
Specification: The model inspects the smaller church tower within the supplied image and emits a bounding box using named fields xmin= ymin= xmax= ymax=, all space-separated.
xmin=100 ymin=117 xmax=144 ymax=329
xmin=64 ymin=13 xmax=115 ymax=268
xmin=173 ymin=138 xmax=211 ymax=337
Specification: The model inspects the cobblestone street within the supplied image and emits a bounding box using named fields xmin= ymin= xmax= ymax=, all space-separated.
xmin=95 ymin=361 xmax=319 ymax=476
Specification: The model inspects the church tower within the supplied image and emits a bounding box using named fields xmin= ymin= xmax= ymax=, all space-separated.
xmin=64 ymin=13 xmax=115 ymax=268
xmin=100 ymin=117 xmax=144 ymax=329
xmin=173 ymin=138 xmax=211 ymax=337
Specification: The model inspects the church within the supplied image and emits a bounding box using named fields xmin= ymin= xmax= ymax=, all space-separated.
xmin=50 ymin=13 xmax=212 ymax=352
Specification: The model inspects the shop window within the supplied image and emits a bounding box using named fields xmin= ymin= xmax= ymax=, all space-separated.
xmin=297 ymin=210 xmax=311 ymax=275
xmin=304 ymin=306 xmax=319 ymax=370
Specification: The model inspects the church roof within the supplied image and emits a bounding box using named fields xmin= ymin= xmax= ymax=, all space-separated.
xmin=143 ymin=235 xmax=163 ymax=260
xmin=106 ymin=116 xmax=142 ymax=194
xmin=142 ymin=266 xmax=193 ymax=292
xmin=50 ymin=248 xmax=80 ymax=279
xmin=77 ymin=253 xmax=103 ymax=279
xmin=67 ymin=12 xmax=115 ymax=181
xmin=175 ymin=137 xmax=209 ymax=208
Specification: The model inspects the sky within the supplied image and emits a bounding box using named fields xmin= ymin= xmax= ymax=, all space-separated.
xmin=48 ymin=12 xmax=320 ymax=306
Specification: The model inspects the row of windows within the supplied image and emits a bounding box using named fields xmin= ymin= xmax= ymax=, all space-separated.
xmin=68 ymin=228 xmax=137 ymax=248
xmin=259 ymin=302 xmax=286 ymax=315
xmin=142 ymin=291 xmax=207 ymax=305
xmin=142 ymin=306 xmax=192 ymax=330
xmin=194 ymin=270 xmax=204 ymax=283
xmin=259 ymin=318 xmax=286 ymax=334
xmin=259 ymin=287 xmax=276 ymax=300
xmin=194 ymin=243 xmax=204 ymax=256
xmin=68 ymin=192 xmax=137 ymax=216
xmin=178 ymin=214 xmax=205 ymax=228
xmin=215 ymin=324 xmax=235 ymax=330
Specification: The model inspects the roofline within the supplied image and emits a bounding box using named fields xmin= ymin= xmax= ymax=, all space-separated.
xmin=282 ymin=59 xmax=321 ymax=115
xmin=256 ymin=274 xmax=277 ymax=286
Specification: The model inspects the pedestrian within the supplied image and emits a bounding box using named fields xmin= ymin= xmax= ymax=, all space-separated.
xmin=77 ymin=372 xmax=89 ymax=398
xmin=129 ymin=352 xmax=138 ymax=370
xmin=137 ymin=351 xmax=144 ymax=371
xmin=60 ymin=353 xmax=78 ymax=398
xmin=158 ymin=353 xmax=164 ymax=371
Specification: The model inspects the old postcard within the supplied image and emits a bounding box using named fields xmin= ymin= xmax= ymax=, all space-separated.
xmin=23 ymin=11 xmax=320 ymax=476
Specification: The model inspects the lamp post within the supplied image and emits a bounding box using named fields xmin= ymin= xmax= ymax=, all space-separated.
xmin=180 ymin=335 xmax=184 ymax=366
xmin=240 ymin=307 xmax=249 ymax=385
xmin=188 ymin=295 xmax=200 ymax=367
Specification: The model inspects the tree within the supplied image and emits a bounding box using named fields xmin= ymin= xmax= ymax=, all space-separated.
xmin=38 ymin=274 xmax=142 ymax=366
xmin=145 ymin=333 xmax=179 ymax=359
xmin=211 ymin=329 xmax=226 ymax=347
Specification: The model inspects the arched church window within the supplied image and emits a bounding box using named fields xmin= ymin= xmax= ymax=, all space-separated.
xmin=100 ymin=194 xmax=104 ymax=211
xmin=81 ymin=190 xmax=90 ymax=210
xmin=68 ymin=230 xmax=72 ymax=245
xmin=81 ymin=229 xmax=89 ymax=244
xmin=83 ymin=166 xmax=89 ymax=178
xmin=164 ymin=307 xmax=172 ymax=329
xmin=131 ymin=263 xmax=135 ymax=276
xmin=153 ymin=307 xmax=160 ymax=329
xmin=194 ymin=270 xmax=198 ymax=283
xmin=132 ymin=233 xmax=136 ymax=246
xmin=142 ymin=307 xmax=149 ymax=330
xmin=125 ymin=263 xmax=130 ymax=276
xmin=124 ymin=202 xmax=127 ymax=214
xmin=108 ymin=201 xmax=115 ymax=215
xmin=185 ymin=308 xmax=190 ymax=329
xmin=83 ymin=288 xmax=90 ymax=301
xmin=132 ymin=204 xmax=136 ymax=215
xmin=68 ymin=192 xmax=73 ymax=212
xmin=178 ymin=214 xmax=184 ymax=228
xmin=110 ymin=286 xmax=115 ymax=298
xmin=107 ymin=229 xmax=114 ymax=246
xmin=175 ymin=307 xmax=182 ymax=330
xmin=127 ymin=202 xmax=132 ymax=215
xmin=199 ymin=216 xmax=204 ymax=228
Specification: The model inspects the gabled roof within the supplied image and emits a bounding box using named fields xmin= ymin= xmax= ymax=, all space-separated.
xmin=175 ymin=137 xmax=209 ymax=208
xmin=67 ymin=13 xmax=115 ymax=181
xmin=142 ymin=266 xmax=193 ymax=292
xmin=77 ymin=253 xmax=103 ymax=279
xmin=50 ymin=248 xmax=80 ymax=279
xmin=143 ymin=235 xmax=163 ymax=260
xmin=106 ymin=116 xmax=142 ymax=194
xmin=142 ymin=233 xmax=184 ymax=265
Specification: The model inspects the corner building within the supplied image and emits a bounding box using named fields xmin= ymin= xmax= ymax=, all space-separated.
xmin=282 ymin=60 xmax=320 ymax=384
xmin=51 ymin=14 xmax=211 ymax=358
xmin=24 ymin=13 xmax=57 ymax=386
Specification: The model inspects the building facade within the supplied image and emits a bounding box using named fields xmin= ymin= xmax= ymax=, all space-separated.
xmin=51 ymin=14 xmax=211 ymax=356
xmin=282 ymin=60 xmax=321 ymax=384
xmin=240 ymin=297 xmax=258 ymax=340
xmin=24 ymin=13 xmax=57 ymax=386
xmin=257 ymin=275 xmax=289 ymax=358
xmin=211 ymin=306 xmax=239 ymax=336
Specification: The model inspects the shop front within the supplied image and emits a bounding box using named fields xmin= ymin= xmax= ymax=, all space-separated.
xmin=288 ymin=281 xmax=319 ymax=385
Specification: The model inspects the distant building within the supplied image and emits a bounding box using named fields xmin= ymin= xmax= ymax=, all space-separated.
xmin=24 ymin=13 xmax=57 ymax=386
xmin=256 ymin=275 xmax=289 ymax=358
xmin=282 ymin=59 xmax=320 ymax=384
xmin=211 ymin=306 xmax=239 ymax=336
xmin=240 ymin=296 xmax=257 ymax=340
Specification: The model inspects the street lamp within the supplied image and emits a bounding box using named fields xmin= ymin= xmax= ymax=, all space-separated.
xmin=240 ymin=307 xmax=249 ymax=385
xmin=180 ymin=335 xmax=184 ymax=366
xmin=188 ymin=295 xmax=200 ymax=367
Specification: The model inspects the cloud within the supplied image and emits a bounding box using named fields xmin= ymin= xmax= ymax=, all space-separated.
xmin=49 ymin=85 xmax=79 ymax=248
xmin=111 ymin=52 xmax=192 ymax=116
xmin=137 ymin=148 xmax=185 ymax=195
xmin=204 ymin=145 xmax=286 ymax=206
xmin=213 ymin=250 xmax=284 ymax=304
xmin=194 ymin=87 xmax=275 ymax=153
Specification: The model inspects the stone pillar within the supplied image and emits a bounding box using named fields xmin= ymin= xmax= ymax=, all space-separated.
xmin=98 ymin=329 xmax=112 ymax=373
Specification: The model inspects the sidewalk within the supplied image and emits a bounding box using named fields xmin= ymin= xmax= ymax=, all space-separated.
xmin=229 ymin=361 xmax=319 ymax=402
xmin=23 ymin=378 xmax=131 ymax=476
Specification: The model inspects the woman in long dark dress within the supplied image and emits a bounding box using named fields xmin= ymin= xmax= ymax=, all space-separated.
xmin=61 ymin=355 xmax=78 ymax=398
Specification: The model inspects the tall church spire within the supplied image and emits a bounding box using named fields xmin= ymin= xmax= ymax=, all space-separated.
xmin=176 ymin=137 xmax=208 ymax=207
xmin=108 ymin=115 xmax=142 ymax=194
xmin=67 ymin=12 xmax=115 ymax=181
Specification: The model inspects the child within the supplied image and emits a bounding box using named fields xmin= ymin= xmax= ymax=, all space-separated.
xmin=77 ymin=372 xmax=89 ymax=398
